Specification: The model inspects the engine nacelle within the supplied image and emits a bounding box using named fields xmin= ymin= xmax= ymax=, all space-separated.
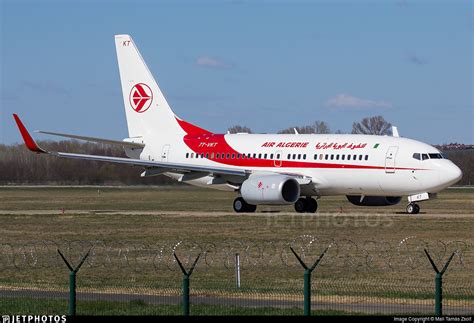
xmin=241 ymin=175 xmax=300 ymax=205
xmin=346 ymin=195 xmax=402 ymax=206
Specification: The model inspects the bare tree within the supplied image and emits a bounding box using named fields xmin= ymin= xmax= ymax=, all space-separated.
xmin=278 ymin=121 xmax=331 ymax=134
xmin=351 ymin=116 xmax=392 ymax=135
xmin=227 ymin=125 xmax=252 ymax=134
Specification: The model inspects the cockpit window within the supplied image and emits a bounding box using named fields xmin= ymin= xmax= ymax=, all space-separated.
xmin=421 ymin=154 xmax=429 ymax=160
xmin=412 ymin=153 xmax=421 ymax=160
xmin=428 ymin=153 xmax=443 ymax=159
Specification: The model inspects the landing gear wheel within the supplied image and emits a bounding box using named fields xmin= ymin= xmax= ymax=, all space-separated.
xmin=305 ymin=197 xmax=318 ymax=213
xmin=406 ymin=203 xmax=420 ymax=214
xmin=233 ymin=197 xmax=256 ymax=213
xmin=294 ymin=198 xmax=307 ymax=213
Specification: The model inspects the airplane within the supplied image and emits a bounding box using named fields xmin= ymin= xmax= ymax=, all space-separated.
xmin=13 ymin=34 xmax=463 ymax=215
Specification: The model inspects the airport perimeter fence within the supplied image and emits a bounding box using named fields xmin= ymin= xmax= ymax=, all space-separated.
xmin=0 ymin=236 xmax=473 ymax=316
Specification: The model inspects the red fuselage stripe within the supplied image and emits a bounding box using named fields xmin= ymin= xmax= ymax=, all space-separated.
xmin=180 ymin=132 xmax=422 ymax=171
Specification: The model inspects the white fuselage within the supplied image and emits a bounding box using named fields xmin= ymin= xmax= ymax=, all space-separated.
xmin=137 ymin=131 xmax=462 ymax=197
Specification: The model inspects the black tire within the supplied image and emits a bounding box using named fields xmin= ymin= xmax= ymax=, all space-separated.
xmin=233 ymin=197 xmax=256 ymax=213
xmin=413 ymin=204 xmax=420 ymax=214
xmin=246 ymin=204 xmax=257 ymax=213
xmin=294 ymin=198 xmax=307 ymax=213
xmin=406 ymin=203 xmax=420 ymax=214
xmin=305 ymin=197 xmax=318 ymax=213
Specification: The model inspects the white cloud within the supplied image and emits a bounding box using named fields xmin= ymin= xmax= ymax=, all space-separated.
xmin=196 ymin=56 xmax=233 ymax=69
xmin=324 ymin=94 xmax=392 ymax=109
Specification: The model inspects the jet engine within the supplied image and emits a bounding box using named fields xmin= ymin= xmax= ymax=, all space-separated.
xmin=241 ymin=175 xmax=300 ymax=205
xmin=346 ymin=195 xmax=402 ymax=206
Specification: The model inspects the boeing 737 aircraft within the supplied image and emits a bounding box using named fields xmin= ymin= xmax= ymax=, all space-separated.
xmin=13 ymin=35 xmax=462 ymax=214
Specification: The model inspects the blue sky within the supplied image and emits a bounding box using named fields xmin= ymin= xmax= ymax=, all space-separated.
xmin=1 ymin=0 xmax=472 ymax=145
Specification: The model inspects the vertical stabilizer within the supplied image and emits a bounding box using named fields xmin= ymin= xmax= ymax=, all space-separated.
xmin=115 ymin=34 xmax=182 ymax=138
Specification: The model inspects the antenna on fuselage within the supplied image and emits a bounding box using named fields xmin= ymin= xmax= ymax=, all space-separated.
xmin=392 ymin=126 xmax=400 ymax=137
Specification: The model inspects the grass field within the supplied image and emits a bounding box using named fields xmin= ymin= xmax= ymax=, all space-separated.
xmin=0 ymin=187 xmax=473 ymax=245
xmin=0 ymin=186 xmax=472 ymax=315
xmin=1 ymin=297 xmax=349 ymax=316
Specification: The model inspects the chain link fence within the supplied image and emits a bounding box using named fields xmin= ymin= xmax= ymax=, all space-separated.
xmin=1 ymin=236 xmax=473 ymax=315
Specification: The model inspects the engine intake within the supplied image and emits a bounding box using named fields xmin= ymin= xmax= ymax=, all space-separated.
xmin=346 ymin=195 xmax=402 ymax=206
xmin=241 ymin=175 xmax=300 ymax=205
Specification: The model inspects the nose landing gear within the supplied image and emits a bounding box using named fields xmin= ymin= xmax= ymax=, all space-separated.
xmin=406 ymin=202 xmax=420 ymax=214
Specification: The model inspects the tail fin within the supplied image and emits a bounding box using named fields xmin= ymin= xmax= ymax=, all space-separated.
xmin=115 ymin=34 xmax=182 ymax=138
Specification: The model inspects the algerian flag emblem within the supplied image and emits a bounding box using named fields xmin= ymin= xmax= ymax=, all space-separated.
xmin=373 ymin=143 xmax=380 ymax=148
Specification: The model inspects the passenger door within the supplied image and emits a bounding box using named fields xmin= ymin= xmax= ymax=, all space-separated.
xmin=385 ymin=146 xmax=398 ymax=173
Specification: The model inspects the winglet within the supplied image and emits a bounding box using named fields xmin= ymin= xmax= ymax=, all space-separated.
xmin=12 ymin=114 xmax=47 ymax=153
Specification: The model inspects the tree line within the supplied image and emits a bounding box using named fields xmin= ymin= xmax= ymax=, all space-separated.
xmin=0 ymin=116 xmax=472 ymax=185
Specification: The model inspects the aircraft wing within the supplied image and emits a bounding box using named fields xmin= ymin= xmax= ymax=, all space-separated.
xmin=13 ymin=114 xmax=248 ymax=178
xmin=35 ymin=130 xmax=145 ymax=149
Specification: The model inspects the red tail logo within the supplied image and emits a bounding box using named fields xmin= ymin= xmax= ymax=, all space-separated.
xmin=129 ymin=83 xmax=153 ymax=113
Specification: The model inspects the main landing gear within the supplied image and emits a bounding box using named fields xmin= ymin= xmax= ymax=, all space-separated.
xmin=294 ymin=197 xmax=318 ymax=213
xmin=406 ymin=202 xmax=420 ymax=215
xmin=233 ymin=197 xmax=257 ymax=213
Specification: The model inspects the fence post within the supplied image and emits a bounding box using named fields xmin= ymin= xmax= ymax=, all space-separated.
xmin=174 ymin=252 xmax=201 ymax=316
xmin=290 ymin=246 xmax=329 ymax=316
xmin=57 ymin=248 xmax=91 ymax=316
xmin=424 ymin=249 xmax=456 ymax=316
xmin=235 ymin=253 xmax=241 ymax=289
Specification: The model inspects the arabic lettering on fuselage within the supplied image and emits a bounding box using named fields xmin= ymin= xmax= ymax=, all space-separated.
xmin=315 ymin=142 xmax=367 ymax=150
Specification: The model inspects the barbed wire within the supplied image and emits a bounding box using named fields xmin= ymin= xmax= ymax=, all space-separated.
xmin=0 ymin=236 xmax=472 ymax=272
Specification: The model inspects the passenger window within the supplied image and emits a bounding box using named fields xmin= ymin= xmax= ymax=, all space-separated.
xmin=341 ymin=155 xmax=345 ymax=160
xmin=258 ymin=153 xmax=262 ymax=159
xmin=325 ymin=154 xmax=329 ymax=160
xmin=270 ymin=153 xmax=274 ymax=159
xmin=422 ymin=154 xmax=429 ymax=160
xmin=359 ymin=155 xmax=362 ymax=161
xmin=237 ymin=153 xmax=241 ymax=159
xmin=253 ymin=153 xmax=256 ymax=158
xmin=336 ymin=155 xmax=339 ymax=160
xmin=298 ymin=154 xmax=301 ymax=160
xmin=186 ymin=153 xmax=189 ymax=158
xmin=292 ymin=154 xmax=296 ymax=159
xmin=287 ymin=154 xmax=291 ymax=159
xmin=206 ymin=153 xmax=209 ymax=158
xmin=276 ymin=154 xmax=280 ymax=159
xmin=365 ymin=155 xmax=368 ymax=161
xmin=231 ymin=154 xmax=235 ymax=159
xmin=191 ymin=153 xmax=194 ymax=158
xmin=216 ymin=153 xmax=220 ymax=158
xmin=320 ymin=154 xmax=324 ymax=160
xmin=330 ymin=154 xmax=334 ymax=160
xmin=264 ymin=153 xmax=267 ymax=159
xmin=303 ymin=154 xmax=306 ymax=160
xmin=314 ymin=154 xmax=317 ymax=160
xmin=226 ymin=153 xmax=230 ymax=159
xmin=211 ymin=153 xmax=215 ymax=158
xmin=201 ymin=154 xmax=204 ymax=158
xmin=247 ymin=153 xmax=251 ymax=158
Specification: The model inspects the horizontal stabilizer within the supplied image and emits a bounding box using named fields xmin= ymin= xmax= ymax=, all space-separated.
xmin=35 ymin=131 xmax=145 ymax=148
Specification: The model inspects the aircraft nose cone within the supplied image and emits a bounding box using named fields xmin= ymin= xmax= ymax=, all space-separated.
xmin=442 ymin=164 xmax=462 ymax=186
